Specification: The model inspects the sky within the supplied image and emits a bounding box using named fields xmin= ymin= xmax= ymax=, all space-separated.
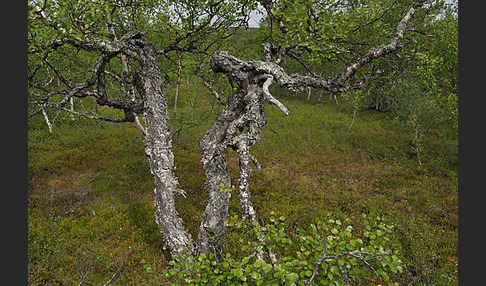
xmin=248 ymin=5 xmax=265 ymax=28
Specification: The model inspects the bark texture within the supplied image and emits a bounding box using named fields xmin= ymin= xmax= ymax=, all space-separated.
xmin=205 ymin=0 xmax=425 ymax=256
xmin=197 ymin=51 xmax=296 ymax=261
xmin=131 ymin=40 xmax=194 ymax=258
xmin=197 ymin=81 xmax=269 ymax=257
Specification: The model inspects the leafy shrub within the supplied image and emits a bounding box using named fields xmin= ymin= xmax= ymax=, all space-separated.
xmin=163 ymin=212 xmax=403 ymax=285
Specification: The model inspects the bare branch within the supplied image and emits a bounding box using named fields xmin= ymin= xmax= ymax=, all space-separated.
xmin=249 ymin=153 xmax=262 ymax=170
xmin=337 ymin=0 xmax=425 ymax=84
xmin=28 ymin=108 xmax=42 ymax=118
xmin=43 ymin=57 xmax=73 ymax=89
xmin=104 ymin=70 xmax=123 ymax=83
xmin=197 ymin=60 xmax=225 ymax=105
xmin=101 ymin=250 xmax=132 ymax=286
xmin=306 ymin=249 xmax=388 ymax=286
xmin=202 ymin=80 xmax=225 ymax=105
xmin=60 ymin=108 xmax=131 ymax=123
xmin=306 ymin=243 xmax=329 ymax=286
xmin=259 ymin=74 xmax=289 ymax=116
xmin=211 ymin=0 xmax=425 ymax=96
xmin=346 ymin=252 xmax=379 ymax=276
xmin=41 ymin=105 xmax=53 ymax=134
xmin=336 ymin=259 xmax=353 ymax=285
xmin=134 ymin=115 xmax=147 ymax=136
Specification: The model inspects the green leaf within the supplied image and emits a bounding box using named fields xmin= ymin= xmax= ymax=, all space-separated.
xmin=286 ymin=273 xmax=299 ymax=284
xmin=330 ymin=266 xmax=339 ymax=274
xmin=263 ymin=263 xmax=273 ymax=273
xmin=251 ymin=271 xmax=262 ymax=280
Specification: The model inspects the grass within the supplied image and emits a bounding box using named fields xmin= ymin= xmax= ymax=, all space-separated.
xmin=28 ymin=84 xmax=458 ymax=285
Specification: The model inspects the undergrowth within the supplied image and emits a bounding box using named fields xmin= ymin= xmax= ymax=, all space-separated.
xmin=28 ymin=89 xmax=457 ymax=285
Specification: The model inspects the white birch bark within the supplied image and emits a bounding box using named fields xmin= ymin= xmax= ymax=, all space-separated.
xmin=41 ymin=105 xmax=53 ymax=134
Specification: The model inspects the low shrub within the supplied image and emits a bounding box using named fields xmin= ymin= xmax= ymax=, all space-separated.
xmin=163 ymin=212 xmax=403 ymax=285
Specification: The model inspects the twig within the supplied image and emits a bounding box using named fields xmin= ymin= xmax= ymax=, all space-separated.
xmin=306 ymin=243 xmax=328 ymax=286
xmin=306 ymin=249 xmax=386 ymax=285
xmin=249 ymin=153 xmax=262 ymax=170
xmin=134 ymin=115 xmax=147 ymax=136
xmin=101 ymin=250 xmax=131 ymax=286
xmin=202 ymin=78 xmax=225 ymax=105
xmin=101 ymin=269 xmax=121 ymax=286
xmin=335 ymin=259 xmax=353 ymax=285
xmin=348 ymin=110 xmax=357 ymax=130
xmin=41 ymin=105 xmax=53 ymax=133
xmin=352 ymin=0 xmax=399 ymax=32
xmin=60 ymin=107 xmax=129 ymax=123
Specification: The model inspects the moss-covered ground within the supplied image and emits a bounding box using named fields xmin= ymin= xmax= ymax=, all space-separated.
xmin=28 ymin=85 xmax=457 ymax=285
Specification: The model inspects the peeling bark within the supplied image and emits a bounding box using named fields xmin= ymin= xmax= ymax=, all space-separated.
xmin=197 ymin=91 xmax=240 ymax=257
xmin=132 ymin=41 xmax=193 ymax=259
xmin=205 ymin=0 xmax=424 ymax=258
xmin=200 ymin=53 xmax=293 ymax=260
xmin=196 ymin=67 xmax=277 ymax=256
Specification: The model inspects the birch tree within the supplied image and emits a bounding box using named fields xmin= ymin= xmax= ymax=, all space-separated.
xmin=28 ymin=0 xmax=257 ymax=259
xmin=203 ymin=0 xmax=431 ymax=239
xmin=28 ymin=0 xmax=435 ymax=261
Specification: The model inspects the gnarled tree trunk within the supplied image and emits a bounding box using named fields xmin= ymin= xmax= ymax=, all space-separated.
xmin=203 ymin=51 xmax=292 ymax=262
xmin=28 ymin=0 xmax=425 ymax=261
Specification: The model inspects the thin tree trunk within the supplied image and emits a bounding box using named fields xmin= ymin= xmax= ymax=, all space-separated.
xmin=171 ymin=52 xmax=182 ymax=136
xmin=121 ymin=53 xmax=146 ymax=136
xmin=197 ymin=80 xmax=267 ymax=257
xmin=414 ymin=121 xmax=423 ymax=166
xmin=70 ymin=97 xmax=75 ymax=120
xmin=348 ymin=110 xmax=357 ymax=130
xmin=197 ymin=97 xmax=238 ymax=257
xmin=41 ymin=105 xmax=53 ymax=133
xmin=332 ymin=93 xmax=339 ymax=104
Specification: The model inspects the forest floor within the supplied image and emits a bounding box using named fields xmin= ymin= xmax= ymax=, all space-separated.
xmin=27 ymin=86 xmax=458 ymax=285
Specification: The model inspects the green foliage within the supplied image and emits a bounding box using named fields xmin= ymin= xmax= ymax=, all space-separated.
xmin=329 ymin=2 xmax=459 ymax=167
xmin=28 ymin=1 xmax=458 ymax=284
xmin=163 ymin=212 xmax=403 ymax=285
xmin=28 ymin=0 xmax=258 ymax=129
xmin=359 ymin=1 xmax=458 ymax=122
xmin=257 ymin=0 xmax=441 ymax=74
